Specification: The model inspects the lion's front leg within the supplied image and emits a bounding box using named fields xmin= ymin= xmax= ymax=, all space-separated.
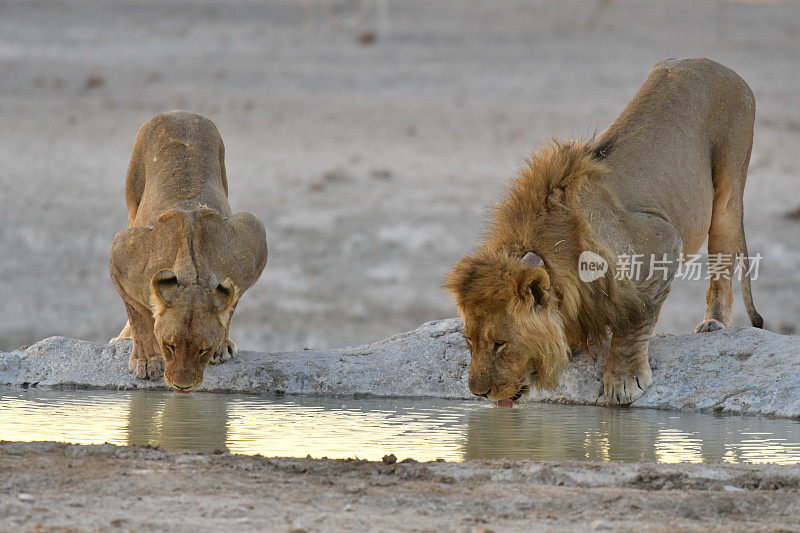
xmin=603 ymin=320 xmax=655 ymax=406
xmin=209 ymin=305 xmax=238 ymax=365
xmin=124 ymin=301 xmax=164 ymax=381
xmin=209 ymin=337 xmax=237 ymax=365
xmin=603 ymin=215 xmax=680 ymax=405
xmin=603 ymin=274 xmax=672 ymax=406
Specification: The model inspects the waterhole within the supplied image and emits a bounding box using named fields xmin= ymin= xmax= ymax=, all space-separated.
xmin=2 ymin=388 xmax=800 ymax=464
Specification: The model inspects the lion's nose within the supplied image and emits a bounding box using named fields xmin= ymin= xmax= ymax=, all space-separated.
xmin=469 ymin=375 xmax=491 ymax=398
xmin=169 ymin=367 xmax=201 ymax=390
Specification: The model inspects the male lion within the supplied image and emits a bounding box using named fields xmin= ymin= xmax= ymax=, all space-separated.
xmin=444 ymin=58 xmax=763 ymax=407
xmin=109 ymin=111 xmax=268 ymax=392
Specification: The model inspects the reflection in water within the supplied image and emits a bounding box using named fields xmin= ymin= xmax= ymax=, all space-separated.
xmin=127 ymin=391 xmax=229 ymax=452
xmin=463 ymin=407 xmax=800 ymax=464
xmin=3 ymin=388 xmax=800 ymax=464
xmin=463 ymin=406 xmax=661 ymax=462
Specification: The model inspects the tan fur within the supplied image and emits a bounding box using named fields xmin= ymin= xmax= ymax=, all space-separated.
xmin=109 ymin=111 xmax=268 ymax=391
xmin=445 ymin=58 xmax=762 ymax=405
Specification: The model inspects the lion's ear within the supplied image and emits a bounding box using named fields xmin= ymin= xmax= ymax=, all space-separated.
xmin=515 ymin=267 xmax=550 ymax=308
xmin=151 ymin=269 xmax=181 ymax=307
xmin=213 ymin=277 xmax=240 ymax=311
xmin=442 ymin=256 xmax=479 ymax=304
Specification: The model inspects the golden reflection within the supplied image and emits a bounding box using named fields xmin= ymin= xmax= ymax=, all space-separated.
xmin=225 ymin=402 xmax=466 ymax=461
xmin=654 ymin=429 xmax=704 ymax=464
xmin=0 ymin=392 xmax=129 ymax=445
xmin=727 ymin=434 xmax=800 ymax=465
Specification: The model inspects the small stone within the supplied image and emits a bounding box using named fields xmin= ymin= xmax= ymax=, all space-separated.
xmin=382 ymin=454 xmax=397 ymax=465
xmin=592 ymin=520 xmax=613 ymax=530
xmin=17 ymin=493 xmax=35 ymax=502
xmin=358 ymin=31 xmax=376 ymax=44
xmin=723 ymin=485 xmax=745 ymax=492
xmin=83 ymin=74 xmax=105 ymax=90
xmin=370 ymin=168 xmax=393 ymax=180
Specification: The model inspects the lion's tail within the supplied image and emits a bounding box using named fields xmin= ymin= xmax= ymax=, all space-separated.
xmin=738 ymin=224 xmax=764 ymax=329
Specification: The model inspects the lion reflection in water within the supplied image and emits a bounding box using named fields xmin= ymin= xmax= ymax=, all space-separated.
xmin=127 ymin=392 xmax=229 ymax=452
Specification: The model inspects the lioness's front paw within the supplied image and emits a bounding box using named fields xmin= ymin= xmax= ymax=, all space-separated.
xmin=209 ymin=339 xmax=237 ymax=365
xmin=128 ymin=353 xmax=164 ymax=380
xmin=603 ymin=368 xmax=651 ymax=406
xmin=693 ymin=319 xmax=726 ymax=333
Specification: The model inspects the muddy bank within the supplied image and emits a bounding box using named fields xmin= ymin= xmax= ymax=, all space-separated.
xmin=2 ymin=319 xmax=799 ymax=418
xmin=1 ymin=441 xmax=799 ymax=532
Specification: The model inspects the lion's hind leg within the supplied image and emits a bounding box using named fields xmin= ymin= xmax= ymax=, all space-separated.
xmin=694 ymin=189 xmax=740 ymax=333
xmin=110 ymin=321 xmax=133 ymax=343
xmin=695 ymin=135 xmax=754 ymax=333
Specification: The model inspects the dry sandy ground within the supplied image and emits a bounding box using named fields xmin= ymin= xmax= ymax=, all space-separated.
xmin=1 ymin=0 xmax=800 ymax=353
xmin=1 ymin=442 xmax=799 ymax=532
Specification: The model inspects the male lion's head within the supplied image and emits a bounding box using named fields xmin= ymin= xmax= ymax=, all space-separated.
xmin=150 ymin=269 xmax=240 ymax=392
xmin=444 ymin=250 xmax=569 ymax=405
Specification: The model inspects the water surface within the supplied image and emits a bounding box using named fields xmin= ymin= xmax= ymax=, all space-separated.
xmin=2 ymin=388 xmax=800 ymax=463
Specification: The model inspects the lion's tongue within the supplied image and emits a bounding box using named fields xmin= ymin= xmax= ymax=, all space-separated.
xmin=493 ymin=398 xmax=514 ymax=408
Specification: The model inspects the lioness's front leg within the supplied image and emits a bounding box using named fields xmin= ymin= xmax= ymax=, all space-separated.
xmin=123 ymin=300 xmax=164 ymax=380
xmin=209 ymin=338 xmax=237 ymax=365
xmin=209 ymin=302 xmax=238 ymax=365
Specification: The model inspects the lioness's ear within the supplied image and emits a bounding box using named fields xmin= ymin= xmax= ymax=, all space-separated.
xmin=515 ymin=267 xmax=550 ymax=308
xmin=213 ymin=277 xmax=240 ymax=311
xmin=151 ymin=269 xmax=180 ymax=307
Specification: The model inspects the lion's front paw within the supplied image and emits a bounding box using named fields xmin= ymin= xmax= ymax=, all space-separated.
xmin=603 ymin=367 xmax=652 ymax=406
xmin=209 ymin=338 xmax=237 ymax=365
xmin=128 ymin=352 xmax=164 ymax=381
xmin=694 ymin=319 xmax=726 ymax=333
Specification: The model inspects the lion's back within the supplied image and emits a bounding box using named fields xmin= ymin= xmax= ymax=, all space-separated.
xmin=128 ymin=111 xmax=230 ymax=227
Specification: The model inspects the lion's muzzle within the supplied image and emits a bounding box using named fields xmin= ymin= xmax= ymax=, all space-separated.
xmin=164 ymin=365 xmax=204 ymax=393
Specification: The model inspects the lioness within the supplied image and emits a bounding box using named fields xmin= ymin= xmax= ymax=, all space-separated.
xmin=444 ymin=58 xmax=763 ymax=406
xmin=110 ymin=111 xmax=268 ymax=392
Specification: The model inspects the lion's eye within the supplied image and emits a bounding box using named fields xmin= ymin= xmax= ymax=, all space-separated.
xmin=493 ymin=342 xmax=506 ymax=354
xmin=163 ymin=343 xmax=175 ymax=354
xmin=199 ymin=348 xmax=212 ymax=358
xmin=464 ymin=337 xmax=473 ymax=350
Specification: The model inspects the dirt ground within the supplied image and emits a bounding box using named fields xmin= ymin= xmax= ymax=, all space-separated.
xmin=1 ymin=0 xmax=800 ymax=353
xmin=0 ymin=441 xmax=799 ymax=532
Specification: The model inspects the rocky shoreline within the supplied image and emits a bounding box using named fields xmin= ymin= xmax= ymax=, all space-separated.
xmin=2 ymin=319 xmax=799 ymax=418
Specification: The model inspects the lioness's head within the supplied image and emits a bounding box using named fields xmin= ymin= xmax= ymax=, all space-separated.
xmin=443 ymin=250 xmax=569 ymax=405
xmin=150 ymin=269 xmax=240 ymax=392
